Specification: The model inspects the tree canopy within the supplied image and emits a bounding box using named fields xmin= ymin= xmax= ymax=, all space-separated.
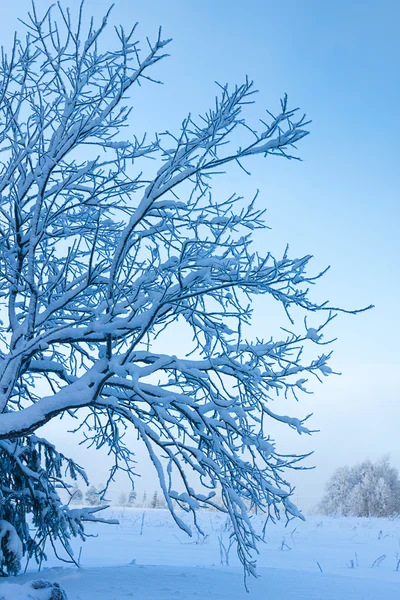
xmin=0 ymin=1 xmax=370 ymax=578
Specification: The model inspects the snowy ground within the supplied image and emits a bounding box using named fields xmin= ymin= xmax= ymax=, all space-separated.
xmin=2 ymin=509 xmax=400 ymax=599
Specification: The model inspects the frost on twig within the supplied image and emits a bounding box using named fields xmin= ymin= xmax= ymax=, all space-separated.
xmin=0 ymin=0 xmax=370 ymax=579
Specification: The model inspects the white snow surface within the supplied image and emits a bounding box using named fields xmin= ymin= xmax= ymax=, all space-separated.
xmin=1 ymin=508 xmax=400 ymax=599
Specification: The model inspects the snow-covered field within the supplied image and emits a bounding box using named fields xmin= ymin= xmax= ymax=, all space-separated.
xmin=2 ymin=508 xmax=400 ymax=599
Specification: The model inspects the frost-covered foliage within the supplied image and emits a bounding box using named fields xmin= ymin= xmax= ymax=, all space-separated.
xmin=0 ymin=1 xmax=370 ymax=578
xmin=0 ymin=437 xmax=111 ymax=574
xmin=319 ymin=457 xmax=400 ymax=518
xmin=0 ymin=520 xmax=22 ymax=576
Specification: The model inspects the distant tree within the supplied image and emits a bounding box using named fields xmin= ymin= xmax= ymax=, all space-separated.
xmin=150 ymin=491 xmax=159 ymax=509
xmin=118 ymin=492 xmax=128 ymax=507
xmin=319 ymin=457 xmax=400 ymax=517
xmin=85 ymin=486 xmax=100 ymax=507
xmin=0 ymin=0 xmax=370 ymax=579
xmin=142 ymin=492 xmax=147 ymax=508
xmin=127 ymin=491 xmax=137 ymax=507
xmin=70 ymin=485 xmax=84 ymax=505
xmin=157 ymin=495 xmax=167 ymax=509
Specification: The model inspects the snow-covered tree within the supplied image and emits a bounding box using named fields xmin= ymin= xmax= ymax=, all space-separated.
xmin=0 ymin=1 xmax=370 ymax=578
xmin=70 ymin=485 xmax=84 ymax=505
xmin=0 ymin=520 xmax=22 ymax=577
xmin=127 ymin=490 xmax=137 ymax=507
xmin=319 ymin=457 xmax=400 ymax=517
xmin=157 ymin=495 xmax=167 ymax=510
xmin=85 ymin=486 xmax=100 ymax=507
xmin=150 ymin=491 xmax=159 ymax=509
xmin=118 ymin=492 xmax=128 ymax=507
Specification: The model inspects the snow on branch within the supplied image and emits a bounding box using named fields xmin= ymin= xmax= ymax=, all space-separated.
xmin=0 ymin=0 xmax=371 ymax=579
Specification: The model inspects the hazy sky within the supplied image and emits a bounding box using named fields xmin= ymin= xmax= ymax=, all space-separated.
xmin=1 ymin=1 xmax=399 ymax=510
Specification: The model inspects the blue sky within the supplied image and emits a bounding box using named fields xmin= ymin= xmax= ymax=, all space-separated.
xmin=1 ymin=1 xmax=399 ymax=508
